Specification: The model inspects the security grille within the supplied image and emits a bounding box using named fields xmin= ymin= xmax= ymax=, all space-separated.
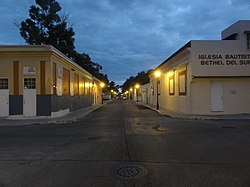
xmin=24 ymin=78 xmax=36 ymax=89
xmin=0 ymin=78 xmax=8 ymax=89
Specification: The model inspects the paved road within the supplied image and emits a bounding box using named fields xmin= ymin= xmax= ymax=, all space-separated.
xmin=0 ymin=100 xmax=249 ymax=187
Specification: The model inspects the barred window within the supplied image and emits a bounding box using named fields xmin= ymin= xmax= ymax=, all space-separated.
xmin=24 ymin=78 xmax=36 ymax=89
xmin=0 ymin=78 xmax=8 ymax=89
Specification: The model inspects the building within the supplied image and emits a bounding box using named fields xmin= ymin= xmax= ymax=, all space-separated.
xmin=0 ymin=45 xmax=103 ymax=117
xmin=141 ymin=83 xmax=150 ymax=104
xmin=149 ymin=20 xmax=250 ymax=115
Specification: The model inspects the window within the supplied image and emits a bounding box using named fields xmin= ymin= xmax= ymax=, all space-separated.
xmin=151 ymin=85 xmax=154 ymax=96
xmin=85 ymin=79 xmax=89 ymax=95
xmin=169 ymin=75 xmax=175 ymax=95
xmin=63 ymin=68 xmax=70 ymax=95
xmin=82 ymin=78 xmax=85 ymax=95
xmin=24 ymin=78 xmax=36 ymax=89
xmin=179 ymin=70 xmax=187 ymax=95
xmin=74 ymin=73 xmax=79 ymax=95
xmin=0 ymin=78 xmax=8 ymax=89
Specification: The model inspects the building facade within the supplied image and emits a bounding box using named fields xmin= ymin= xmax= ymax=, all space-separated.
xmin=149 ymin=20 xmax=250 ymax=115
xmin=0 ymin=45 xmax=102 ymax=117
xmin=141 ymin=83 xmax=150 ymax=104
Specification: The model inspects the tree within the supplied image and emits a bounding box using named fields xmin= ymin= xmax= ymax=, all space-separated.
xmin=72 ymin=52 xmax=102 ymax=76
xmin=19 ymin=0 xmax=109 ymax=84
xmin=122 ymin=70 xmax=152 ymax=92
xmin=19 ymin=0 xmax=75 ymax=57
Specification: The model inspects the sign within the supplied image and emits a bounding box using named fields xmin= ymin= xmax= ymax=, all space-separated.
xmin=198 ymin=54 xmax=250 ymax=66
xmin=23 ymin=67 xmax=36 ymax=75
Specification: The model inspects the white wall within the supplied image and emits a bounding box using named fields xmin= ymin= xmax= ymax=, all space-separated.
xmin=149 ymin=52 xmax=191 ymax=114
xmin=190 ymin=40 xmax=250 ymax=77
xmin=191 ymin=78 xmax=250 ymax=114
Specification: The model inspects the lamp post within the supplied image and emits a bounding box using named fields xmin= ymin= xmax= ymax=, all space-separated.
xmin=135 ymin=84 xmax=140 ymax=102
xmin=154 ymin=71 xmax=161 ymax=110
xmin=100 ymin=82 xmax=105 ymax=105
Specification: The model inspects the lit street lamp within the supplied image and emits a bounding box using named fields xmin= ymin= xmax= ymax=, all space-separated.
xmin=100 ymin=82 xmax=105 ymax=105
xmin=154 ymin=71 xmax=161 ymax=110
xmin=135 ymin=84 xmax=140 ymax=103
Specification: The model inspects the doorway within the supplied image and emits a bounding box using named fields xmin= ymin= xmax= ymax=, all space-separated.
xmin=23 ymin=78 xmax=36 ymax=116
xmin=211 ymin=81 xmax=224 ymax=112
xmin=0 ymin=78 xmax=9 ymax=117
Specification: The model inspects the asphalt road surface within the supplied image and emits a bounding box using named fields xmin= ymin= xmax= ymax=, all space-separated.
xmin=0 ymin=100 xmax=249 ymax=187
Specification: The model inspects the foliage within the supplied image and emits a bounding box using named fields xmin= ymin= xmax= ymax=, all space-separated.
xmin=108 ymin=81 xmax=119 ymax=93
xmin=122 ymin=70 xmax=152 ymax=92
xmin=19 ymin=0 xmax=108 ymax=84
xmin=20 ymin=0 xmax=75 ymax=57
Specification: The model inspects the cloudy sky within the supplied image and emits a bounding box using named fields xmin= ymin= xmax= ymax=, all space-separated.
xmin=0 ymin=0 xmax=250 ymax=85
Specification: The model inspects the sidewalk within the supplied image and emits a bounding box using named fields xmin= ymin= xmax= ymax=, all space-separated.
xmin=0 ymin=101 xmax=110 ymax=127
xmin=139 ymin=102 xmax=250 ymax=120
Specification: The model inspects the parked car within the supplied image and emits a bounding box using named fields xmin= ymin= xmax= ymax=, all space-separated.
xmin=116 ymin=95 xmax=122 ymax=100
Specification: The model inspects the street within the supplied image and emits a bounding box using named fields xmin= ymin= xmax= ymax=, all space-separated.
xmin=0 ymin=100 xmax=249 ymax=187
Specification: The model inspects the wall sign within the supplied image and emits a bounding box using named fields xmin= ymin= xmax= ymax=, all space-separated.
xmin=198 ymin=54 xmax=250 ymax=66
xmin=23 ymin=67 xmax=36 ymax=75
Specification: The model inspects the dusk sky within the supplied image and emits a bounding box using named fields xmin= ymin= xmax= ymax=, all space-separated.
xmin=1 ymin=0 xmax=250 ymax=85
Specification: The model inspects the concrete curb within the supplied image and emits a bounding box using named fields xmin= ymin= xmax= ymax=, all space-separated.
xmin=0 ymin=101 xmax=110 ymax=127
xmin=138 ymin=102 xmax=250 ymax=120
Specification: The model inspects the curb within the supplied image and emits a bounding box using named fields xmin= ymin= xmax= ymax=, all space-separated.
xmin=138 ymin=103 xmax=250 ymax=120
xmin=0 ymin=102 xmax=109 ymax=127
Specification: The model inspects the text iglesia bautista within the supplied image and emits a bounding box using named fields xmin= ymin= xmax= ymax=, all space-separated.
xmin=198 ymin=54 xmax=250 ymax=60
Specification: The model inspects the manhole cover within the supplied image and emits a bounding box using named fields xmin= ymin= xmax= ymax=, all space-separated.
xmin=113 ymin=164 xmax=147 ymax=180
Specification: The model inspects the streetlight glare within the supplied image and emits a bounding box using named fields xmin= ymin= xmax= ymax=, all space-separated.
xmin=100 ymin=82 xmax=105 ymax=88
xmin=135 ymin=84 xmax=140 ymax=89
xmin=154 ymin=71 xmax=161 ymax=78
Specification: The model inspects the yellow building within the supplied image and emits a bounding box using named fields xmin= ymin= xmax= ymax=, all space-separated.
xmin=149 ymin=20 xmax=250 ymax=115
xmin=0 ymin=45 xmax=102 ymax=117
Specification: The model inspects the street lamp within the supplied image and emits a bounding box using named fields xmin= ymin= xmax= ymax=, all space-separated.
xmin=135 ymin=84 xmax=140 ymax=102
xmin=154 ymin=71 xmax=161 ymax=110
xmin=100 ymin=82 xmax=105 ymax=105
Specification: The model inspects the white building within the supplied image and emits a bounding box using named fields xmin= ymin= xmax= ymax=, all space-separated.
xmin=149 ymin=20 xmax=250 ymax=115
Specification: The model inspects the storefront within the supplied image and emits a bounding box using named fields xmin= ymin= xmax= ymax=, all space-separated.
xmin=0 ymin=45 xmax=102 ymax=117
xmin=149 ymin=20 xmax=250 ymax=115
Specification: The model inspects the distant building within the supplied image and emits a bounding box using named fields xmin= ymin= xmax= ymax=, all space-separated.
xmin=0 ymin=45 xmax=102 ymax=117
xmin=148 ymin=20 xmax=250 ymax=115
xmin=141 ymin=83 xmax=150 ymax=104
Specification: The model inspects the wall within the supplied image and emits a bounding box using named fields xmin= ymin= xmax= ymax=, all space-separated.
xmin=0 ymin=45 xmax=102 ymax=117
xmin=191 ymin=78 xmax=250 ymax=114
xmin=149 ymin=51 xmax=191 ymax=114
xmin=141 ymin=83 xmax=150 ymax=104
xmin=190 ymin=40 xmax=250 ymax=77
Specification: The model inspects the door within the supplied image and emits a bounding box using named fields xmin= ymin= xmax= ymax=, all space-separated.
xmin=0 ymin=78 xmax=9 ymax=117
xmin=211 ymin=81 xmax=224 ymax=112
xmin=23 ymin=78 xmax=36 ymax=116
